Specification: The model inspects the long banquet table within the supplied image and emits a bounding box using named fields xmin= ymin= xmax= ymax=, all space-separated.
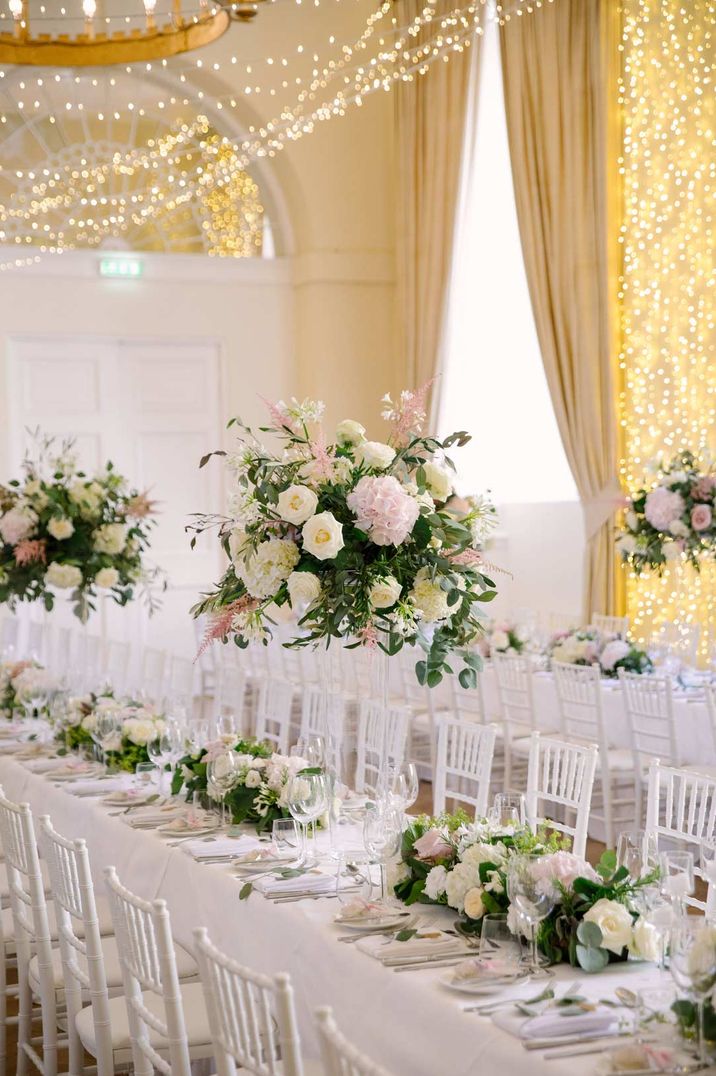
xmin=479 ymin=666 xmax=715 ymax=765
xmin=0 ymin=756 xmax=708 ymax=1076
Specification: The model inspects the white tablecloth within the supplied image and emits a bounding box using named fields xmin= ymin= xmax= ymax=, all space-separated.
xmin=480 ymin=667 xmax=714 ymax=765
xmin=0 ymin=757 xmax=705 ymax=1076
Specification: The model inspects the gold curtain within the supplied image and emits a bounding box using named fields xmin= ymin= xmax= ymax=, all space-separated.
xmin=500 ymin=0 xmax=621 ymax=619
xmin=394 ymin=0 xmax=477 ymax=420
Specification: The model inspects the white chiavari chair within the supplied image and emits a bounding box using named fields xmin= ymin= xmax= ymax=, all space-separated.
xmin=166 ymin=654 xmax=195 ymax=715
xmin=492 ymin=652 xmax=548 ymax=793
xmin=432 ymin=718 xmax=497 ymax=818
xmin=103 ymin=638 xmax=131 ymax=694
xmin=645 ymin=759 xmax=716 ymax=913
xmin=26 ymin=619 xmax=47 ymax=664
xmin=213 ymin=650 xmax=250 ymax=736
xmin=101 ymin=866 xmax=212 ymax=1076
xmin=315 ymin=1008 xmax=394 ymax=1076
xmin=552 ymin=662 xmax=636 ymax=848
xmin=525 ymin=733 xmax=598 ymax=859
xmin=544 ymin=611 xmax=580 ymax=634
xmin=81 ymin=634 xmax=103 ymax=692
xmin=299 ymin=684 xmax=346 ymax=771
xmin=591 ymin=613 xmax=629 ymax=637
xmin=193 ymin=614 xmax=220 ymax=700
xmin=618 ymin=670 xmax=683 ymax=822
xmin=193 ymin=927 xmax=306 ymax=1076
xmin=354 ymin=701 xmax=410 ymax=795
xmin=254 ymin=678 xmax=294 ymax=754
xmin=139 ymin=646 xmax=168 ymax=704
xmin=704 ymin=684 xmax=716 ymax=760
xmin=37 ymin=815 xmax=200 ymax=1076
xmin=0 ymin=614 xmax=19 ymax=658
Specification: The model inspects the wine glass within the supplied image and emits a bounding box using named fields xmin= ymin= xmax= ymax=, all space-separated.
xmin=206 ymin=751 xmax=240 ymax=828
xmin=148 ymin=722 xmax=182 ymax=796
xmin=506 ymin=854 xmax=556 ymax=977
xmin=286 ymin=772 xmax=328 ymax=867
xmin=616 ymin=830 xmax=660 ymax=880
xmin=660 ymin=851 xmax=695 ymax=918
xmin=362 ymin=802 xmax=403 ymax=904
xmin=390 ymin=762 xmax=419 ymax=814
xmin=96 ymin=710 xmax=120 ymax=770
xmin=489 ymin=793 xmax=526 ymax=828
xmin=670 ymin=918 xmax=716 ymax=1068
xmin=293 ymin=735 xmax=326 ymax=769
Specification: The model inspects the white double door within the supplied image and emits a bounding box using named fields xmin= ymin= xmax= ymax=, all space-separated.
xmin=6 ymin=335 xmax=223 ymax=656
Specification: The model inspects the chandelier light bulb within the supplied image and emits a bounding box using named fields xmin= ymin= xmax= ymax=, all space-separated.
xmin=143 ymin=0 xmax=158 ymax=12
xmin=8 ymin=0 xmax=23 ymax=17
xmin=82 ymin=0 xmax=96 ymax=17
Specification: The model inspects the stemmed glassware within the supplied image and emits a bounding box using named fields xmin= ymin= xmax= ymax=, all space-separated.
xmin=362 ymin=801 xmax=403 ymax=905
xmin=205 ymin=750 xmax=240 ymax=828
xmin=147 ymin=721 xmax=183 ymax=797
xmin=489 ymin=793 xmax=526 ymax=828
xmin=506 ymin=854 xmax=556 ymax=977
xmin=286 ymin=771 xmax=328 ymax=867
xmin=669 ymin=918 xmax=716 ymax=1069
xmin=660 ymin=851 xmax=695 ymax=918
xmin=390 ymin=762 xmax=419 ymax=814
xmin=617 ymin=829 xmax=660 ymax=880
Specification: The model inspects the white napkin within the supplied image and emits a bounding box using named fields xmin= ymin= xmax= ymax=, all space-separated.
xmin=356 ymin=930 xmax=461 ymax=961
xmin=492 ymin=1005 xmax=618 ymax=1042
xmin=66 ymin=777 xmax=128 ymax=797
xmin=180 ymin=835 xmax=261 ymax=860
xmin=45 ymin=761 xmax=102 ymax=779
xmin=22 ymin=755 xmax=65 ymax=772
xmin=123 ymin=804 xmax=185 ymax=828
xmin=253 ymin=870 xmax=336 ymax=897
xmin=0 ymin=741 xmax=28 ymax=754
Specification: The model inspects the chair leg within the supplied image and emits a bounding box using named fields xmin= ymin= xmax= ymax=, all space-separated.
xmin=0 ymin=946 xmax=7 ymax=1076
xmin=15 ymin=965 xmax=31 ymax=1076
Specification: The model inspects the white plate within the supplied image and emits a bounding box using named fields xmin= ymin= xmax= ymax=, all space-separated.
xmin=102 ymin=792 xmax=156 ymax=807
xmin=158 ymin=823 xmax=220 ymax=838
xmin=49 ymin=768 xmax=103 ymax=781
xmin=333 ymin=911 xmax=410 ymax=931
xmin=233 ymin=855 xmax=299 ymax=874
xmin=439 ymin=967 xmax=529 ymax=995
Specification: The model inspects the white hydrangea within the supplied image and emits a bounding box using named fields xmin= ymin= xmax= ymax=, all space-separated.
xmin=236 ymin=538 xmax=300 ymax=599
xmin=409 ymin=568 xmax=450 ymax=623
xmin=444 ymin=861 xmax=478 ymax=913
xmin=424 ymin=864 xmax=449 ymax=901
xmin=93 ymin=523 xmax=128 ymax=556
xmin=45 ymin=562 xmax=83 ymax=590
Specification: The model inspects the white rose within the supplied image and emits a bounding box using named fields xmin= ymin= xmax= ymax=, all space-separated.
xmin=302 ymin=511 xmax=345 ymax=561
xmin=625 ymin=509 xmax=639 ymax=531
xmin=244 ymin=769 xmax=262 ymax=789
xmin=669 ymin=519 xmax=689 ymax=538
xmin=662 ymin=540 xmax=682 ymax=561
xmin=491 ymin=630 xmax=510 ymax=652
xmin=228 ymin=527 xmax=248 ymax=564
xmin=47 ymin=516 xmax=74 ymax=541
xmin=463 ymin=886 xmax=486 ymax=920
xmin=286 ymin=570 xmax=321 ymax=608
xmin=424 ymin=864 xmax=448 ymax=901
xmin=629 ymin=917 xmax=661 ymax=963
xmin=369 ymin=576 xmax=402 ymax=609
xmin=600 ymin=639 xmax=631 ymax=672
xmin=45 ymin=562 xmax=83 ymax=590
xmin=95 ymin=567 xmax=120 ymax=589
xmin=93 ymin=523 xmax=128 ymax=556
xmin=276 ymin=484 xmax=319 ymax=525
xmin=354 ymin=441 xmax=396 ymax=471
xmin=423 ymin=461 xmax=453 ymax=503
xmin=583 ymin=898 xmax=634 ymax=955
xmin=336 ymin=419 xmax=366 ymax=446
xmin=212 ymin=751 xmax=239 ymax=785
xmin=616 ymin=535 xmax=636 ymax=555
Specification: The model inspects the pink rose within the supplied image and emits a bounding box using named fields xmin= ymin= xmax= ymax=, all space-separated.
xmin=691 ymin=504 xmax=712 ymax=532
xmin=413 ymin=829 xmax=453 ymax=861
xmin=691 ymin=477 xmax=716 ymax=501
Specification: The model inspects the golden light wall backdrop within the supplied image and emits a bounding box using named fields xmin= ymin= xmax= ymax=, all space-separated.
xmin=618 ymin=0 xmax=716 ymax=658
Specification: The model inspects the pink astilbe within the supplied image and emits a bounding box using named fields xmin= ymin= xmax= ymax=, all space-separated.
xmin=450 ymin=548 xmax=483 ymax=568
xmin=260 ymin=396 xmax=300 ymax=435
xmin=195 ymin=596 xmax=259 ymax=661
xmin=14 ymin=539 xmax=47 ymax=566
xmin=383 ymin=378 xmax=437 ymax=446
xmin=308 ymin=427 xmax=336 ymax=483
xmin=126 ymin=491 xmax=158 ymax=519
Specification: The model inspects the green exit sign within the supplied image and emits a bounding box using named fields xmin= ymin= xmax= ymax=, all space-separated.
xmin=99 ymin=256 xmax=143 ymax=279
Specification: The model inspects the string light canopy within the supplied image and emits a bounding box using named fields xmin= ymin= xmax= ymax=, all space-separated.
xmin=0 ymin=2 xmax=262 ymax=67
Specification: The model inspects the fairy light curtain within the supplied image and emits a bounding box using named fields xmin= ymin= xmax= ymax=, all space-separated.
xmin=618 ymin=0 xmax=716 ymax=658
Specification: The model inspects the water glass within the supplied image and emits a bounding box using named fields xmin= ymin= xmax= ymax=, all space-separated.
xmin=616 ymin=829 xmax=660 ymax=880
xmin=286 ymin=772 xmax=328 ymax=867
xmin=670 ymin=918 xmax=716 ymax=1067
xmin=206 ymin=751 xmax=240 ymax=827
xmin=362 ymin=802 xmax=403 ymax=904
xmin=272 ymin=818 xmax=302 ymax=863
xmin=506 ymin=854 xmax=556 ymax=976
xmin=489 ymin=793 xmax=526 ymax=828
xmin=635 ymin=985 xmax=678 ymax=1045
xmin=134 ymin=761 xmax=157 ymax=789
xmin=478 ymin=914 xmax=523 ymax=974
xmin=660 ymin=851 xmax=695 ymax=917
xmin=335 ymin=850 xmax=375 ymax=907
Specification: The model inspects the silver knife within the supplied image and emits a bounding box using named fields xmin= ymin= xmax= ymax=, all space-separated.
xmin=393 ymin=957 xmax=467 ymax=972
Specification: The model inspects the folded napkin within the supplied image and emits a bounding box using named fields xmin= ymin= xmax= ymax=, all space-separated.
xmin=356 ymin=929 xmax=461 ymax=961
xmin=253 ymin=870 xmax=336 ymax=897
xmin=0 ymin=741 xmax=28 ymax=755
xmin=159 ymin=812 xmax=219 ymax=835
xmin=45 ymin=761 xmax=102 ymax=779
xmin=66 ymin=777 xmax=128 ymax=797
xmin=124 ymin=803 xmax=185 ymax=828
xmin=493 ymin=1005 xmax=618 ymax=1042
xmin=101 ymin=788 xmax=155 ymax=805
xmin=180 ymin=835 xmax=260 ymax=860
xmin=22 ymin=754 xmax=65 ymax=771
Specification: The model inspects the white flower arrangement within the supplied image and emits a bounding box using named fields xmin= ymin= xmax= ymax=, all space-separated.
xmin=547 ymin=627 xmax=653 ymax=679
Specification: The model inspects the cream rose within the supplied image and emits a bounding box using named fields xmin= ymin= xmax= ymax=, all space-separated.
xmin=423 ymin=460 xmax=453 ymax=503
xmin=287 ymin=570 xmax=321 ymax=607
xmin=95 ymin=567 xmax=120 ymax=589
xmin=583 ymin=898 xmax=634 ymax=955
xmin=45 ymin=562 xmax=83 ymax=590
xmin=276 ymin=484 xmax=318 ymax=526
xmin=629 ymin=917 xmax=662 ymax=963
xmin=369 ymin=576 xmax=402 ymax=609
xmin=302 ymin=511 xmax=345 ymax=561
xmin=463 ymin=886 xmax=487 ymax=921
xmin=93 ymin=523 xmax=128 ymax=555
xmin=47 ymin=516 xmax=75 ymax=541
xmin=336 ymin=419 xmax=366 ymax=446
xmin=355 ymin=441 xmax=396 ymax=471
xmin=244 ymin=769 xmax=262 ymax=789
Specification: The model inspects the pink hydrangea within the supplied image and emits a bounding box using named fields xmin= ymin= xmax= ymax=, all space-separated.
xmin=0 ymin=506 xmax=37 ymax=546
xmin=644 ymin=487 xmax=685 ymax=532
xmin=346 ymin=475 xmax=420 ymax=546
xmin=530 ymin=851 xmax=598 ymax=897
xmin=691 ymin=504 xmax=712 ymax=532
xmin=691 ymin=476 xmax=716 ymax=501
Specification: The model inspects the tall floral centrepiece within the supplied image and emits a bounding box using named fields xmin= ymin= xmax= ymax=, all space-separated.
xmin=192 ymin=386 xmax=497 ymax=685
xmin=0 ymin=433 xmax=163 ymax=622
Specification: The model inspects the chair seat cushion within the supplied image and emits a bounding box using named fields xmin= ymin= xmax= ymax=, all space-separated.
xmin=682 ymin=764 xmax=716 ymax=780
xmin=2 ymin=894 xmax=114 ymax=954
xmin=75 ymin=981 xmax=211 ymax=1056
xmin=29 ymin=935 xmax=197 ymax=993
